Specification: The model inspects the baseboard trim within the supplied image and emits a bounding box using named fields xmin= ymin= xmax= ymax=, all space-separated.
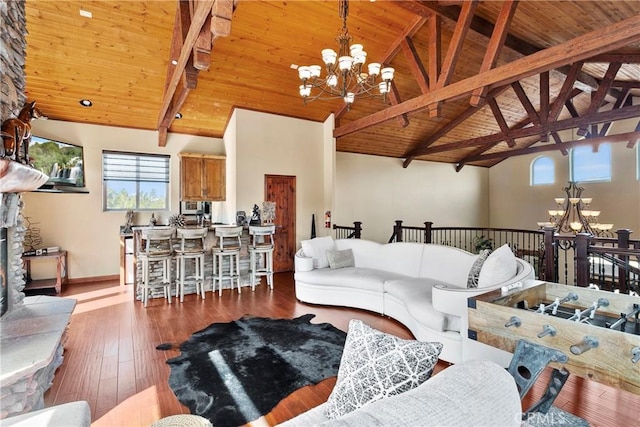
xmin=67 ymin=274 xmax=119 ymax=285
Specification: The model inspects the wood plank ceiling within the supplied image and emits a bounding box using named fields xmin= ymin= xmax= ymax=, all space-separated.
xmin=23 ymin=0 xmax=640 ymax=169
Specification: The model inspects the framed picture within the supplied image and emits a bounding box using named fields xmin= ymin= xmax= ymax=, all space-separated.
xmin=180 ymin=201 xmax=203 ymax=215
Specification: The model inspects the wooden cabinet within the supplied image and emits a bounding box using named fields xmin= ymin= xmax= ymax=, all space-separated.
xmin=179 ymin=153 xmax=226 ymax=201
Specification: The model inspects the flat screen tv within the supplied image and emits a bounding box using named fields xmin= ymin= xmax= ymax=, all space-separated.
xmin=28 ymin=136 xmax=87 ymax=191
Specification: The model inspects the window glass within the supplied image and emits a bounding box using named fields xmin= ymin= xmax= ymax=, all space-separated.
xmin=570 ymin=144 xmax=611 ymax=183
xmin=531 ymin=156 xmax=554 ymax=185
xmin=102 ymin=151 xmax=170 ymax=211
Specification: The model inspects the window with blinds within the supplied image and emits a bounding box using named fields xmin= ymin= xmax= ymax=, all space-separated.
xmin=102 ymin=151 xmax=170 ymax=211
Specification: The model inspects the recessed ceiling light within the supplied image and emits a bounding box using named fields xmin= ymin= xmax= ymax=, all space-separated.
xmin=79 ymin=99 xmax=93 ymax=107
xmin=290 ymin=64 xmax=299 ymax=70
xmin=175 ymin=112 xmax=183 ymax=119
xmin=79 ymin=9 xmax=92 ymax=18
xmin=171 ymin=59 xmax=178 ymax=65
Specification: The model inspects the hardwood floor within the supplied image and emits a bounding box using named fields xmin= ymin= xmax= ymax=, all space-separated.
xmin=46 ymin=273 xmax=638 ymax=426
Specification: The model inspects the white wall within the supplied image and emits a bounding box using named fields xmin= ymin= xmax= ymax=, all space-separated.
xmin=334 ymin=153 xmax=490 ymax=243
xmin=489 ymin=118 xmax=640 ymax=234
xmin=233 ymin=109 xmax=328 ymax=245
xmin=24 ymin=120 xmax=225 ymax=280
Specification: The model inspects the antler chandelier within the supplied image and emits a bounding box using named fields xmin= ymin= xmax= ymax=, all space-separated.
xmin=297 ymin=0 xmax=395 ymax=106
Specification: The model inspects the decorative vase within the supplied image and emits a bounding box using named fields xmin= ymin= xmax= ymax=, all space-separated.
xmin=149 ymin=213 xmax=157 ymax=226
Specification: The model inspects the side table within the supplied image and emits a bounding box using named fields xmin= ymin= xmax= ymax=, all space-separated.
xmin=22 ymin=250 xmax=68 ymax=294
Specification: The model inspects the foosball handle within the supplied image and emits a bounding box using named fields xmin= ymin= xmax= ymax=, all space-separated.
xmin=631 ymin=347 xmax=640 ymax=364
xmin=537 ymin=324 xmax=556 ymax=338
xmin=570 ymin=336 xmax=599 ymax=355
xmin=505 ymin=316 xmax=521 ymax=328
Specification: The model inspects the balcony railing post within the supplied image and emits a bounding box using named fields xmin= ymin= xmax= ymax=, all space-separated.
xmin=424 ymin=222 xmax=433 ymax=244
xmin=616 ymin=228 xmax=631 ymax=293
xmin=394 ymin=220 xmax=403 ymax=242
xmin=575 ymin=233 xmax=590 ymax=287
xmin=543 ymin=226 xmax=556 ymax=282
xmin=353 ymin=222 xmax=362 ymax=239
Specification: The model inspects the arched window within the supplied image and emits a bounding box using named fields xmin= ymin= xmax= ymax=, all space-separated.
xmin=570 ymin=143 xmax=612 ymax=183
xmin=531 ymin=156 xmax=554 ymax=185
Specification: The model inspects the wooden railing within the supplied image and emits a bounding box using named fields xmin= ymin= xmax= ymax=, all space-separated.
xmin=388 ymin=220 xmax=639 ymax=294
xmin=546 ymin=228 xmax=640 ymax=294
xmin=332 ymin=221 xmax=362 ymax=239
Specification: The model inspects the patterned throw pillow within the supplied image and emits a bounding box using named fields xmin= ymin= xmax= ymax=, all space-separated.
xmin=325 ymin=319 xmax=443 ymax=420
xmin=467 ymin=249 xmax=492 ymax=288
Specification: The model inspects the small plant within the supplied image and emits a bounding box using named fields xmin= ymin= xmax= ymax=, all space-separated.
xmin=473 ymin=235 xmax=493 ymax=253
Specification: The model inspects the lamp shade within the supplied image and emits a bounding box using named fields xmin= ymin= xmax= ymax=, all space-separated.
xmin=322 ymin=49 xmax=337 ymax=65
xmin=368 ymin=63 xmax=381 ymax=76
xmin=298 ymin=66 xmax=311 ymax=80
xmin=299 ymin=85 xmax=311 ymax=97
xmin=309 ymin=65 xmax=322 ymax=78
xmin=381 ymin=67 xmax=395 ymax=80
xmin=344 ymin=92 xmax=355 ymax=103
xmin=338 ymin=56 xmax=353 ymax=71
xmin=327 ymin=74 xmax=338 ymax=87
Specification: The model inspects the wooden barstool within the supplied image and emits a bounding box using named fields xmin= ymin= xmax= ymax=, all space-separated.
xmin=212 ymin=226 xmax=243 ymax=296
xmin=137 ymin=227 xmax=175 ymax=308
xmin=174 ymin=227 xmax=208 ymax=302
xmin=248 ymin=225 xmax=275 ymax=290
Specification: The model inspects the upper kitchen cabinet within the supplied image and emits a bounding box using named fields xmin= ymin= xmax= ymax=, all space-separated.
xmin=179 ymin=153 xmax=226 ymax=201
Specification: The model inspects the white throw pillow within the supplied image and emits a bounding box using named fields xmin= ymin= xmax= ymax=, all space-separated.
xmin=326 ymin=249 xmax=355 ymax=269
xmin=300 ymin=236 xmax=335 ymax=269
xmin=325 ymin=319 xmax=442 ymax=420
xmin=477 ymin=244 xmax=517 ymax=288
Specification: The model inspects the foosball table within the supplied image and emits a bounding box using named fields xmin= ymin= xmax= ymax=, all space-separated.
xmin=468 ymin=281 xmax=640 ymax=397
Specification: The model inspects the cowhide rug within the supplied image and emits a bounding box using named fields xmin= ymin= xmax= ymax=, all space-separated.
xmin=161 ymin=314 xmax=346 ymax=427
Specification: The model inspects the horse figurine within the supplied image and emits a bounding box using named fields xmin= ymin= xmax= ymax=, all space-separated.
xmin=1 ymin=101 xmax=41 ymax=164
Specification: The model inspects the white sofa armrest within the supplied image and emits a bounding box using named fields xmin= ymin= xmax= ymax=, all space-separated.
xmin=432 ymin=283 xmax=504 ymax=317
xmin=294 ymin=248 xmax=314 ymax=272
xmin=433 ymin=258 xmax=534 ymax=317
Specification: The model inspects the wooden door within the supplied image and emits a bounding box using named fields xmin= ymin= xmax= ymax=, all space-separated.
xmin=265 ymin=175 xmax=295 ymax=272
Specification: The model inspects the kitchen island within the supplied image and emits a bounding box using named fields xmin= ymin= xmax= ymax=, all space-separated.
xmin=122 ymin=225 xmax=253 ymax=301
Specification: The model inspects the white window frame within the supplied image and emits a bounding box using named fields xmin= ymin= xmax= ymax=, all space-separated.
xmin=530 ymin=155 xmax=555 ymax=186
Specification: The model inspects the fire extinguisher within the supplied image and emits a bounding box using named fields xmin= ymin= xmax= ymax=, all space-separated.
xmin=324 ymin=211 xmax=331 ymax=228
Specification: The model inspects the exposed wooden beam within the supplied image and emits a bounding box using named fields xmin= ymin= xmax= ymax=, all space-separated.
xmin=414 ymin=104 xmax=640 ymax=156
xmin=395 ymin=0 xmax=600 ymax=92
xmin=401 ymin=37 xmax=430 ymax=93
xmin=430 ymin=0 xmax=479 ymax=116
xmin=157 ymin=0 xmax=234 ymax=147
xmin=548 ymin=63 xmax=583 ymax=122
xmin=587 ymin=53 xmax=640 ymax=63
xmin=511 ymin=81 xmax=541 ymax=127
xmin=470 ymin=0 xmax=519 ymax=106
xmin=598 ymin=87 xmax=630 ymax=137
xmin=333 ymin=15 xmax=640 ymax=138
xmin=427 ymin=14 xmax=441 ymax=116
xmin=577 ymin=62 xmax=622 ymax=136
xmin=456 ymin=87 xmax=582 ymax=165
xmin=461 ymin=131 xmax=640 ymax=164
xmin=539 ymin=71 xmax=550 ymax=141
xmin=488 ymin=98 xmax=515 ymax=147
xmin=403 ymin=86 xmax=509 ymax=167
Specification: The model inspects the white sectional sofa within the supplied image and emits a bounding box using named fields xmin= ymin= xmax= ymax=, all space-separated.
xmin=294 ymin=237 xmax=535 ymax=365
xmin=278 ymin=359 xmax=521 ymax=426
